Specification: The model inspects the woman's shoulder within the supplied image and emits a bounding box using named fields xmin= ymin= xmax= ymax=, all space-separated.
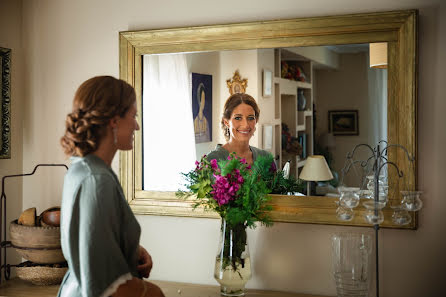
xmin=66 ymin=154 xmax=116 ymax=186
xmin=251 ymin=146 xmax=272 ymax=159
xmin=205 ymin=144 xmax=229 ymax=162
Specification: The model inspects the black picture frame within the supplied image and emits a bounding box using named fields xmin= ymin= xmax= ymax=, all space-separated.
xmin=0 ymin=47 xmax=11 ymax=159
xmin=329 ymin=110 xmax=359 ymax=136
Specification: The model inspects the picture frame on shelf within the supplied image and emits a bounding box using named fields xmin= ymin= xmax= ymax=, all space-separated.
xmin=329 ymin=110 xmax=359 ymax=136
xmin=262 ymin=69 xmax=272 ymax=97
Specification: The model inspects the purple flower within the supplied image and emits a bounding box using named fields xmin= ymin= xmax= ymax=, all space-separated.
xmin=210 ymin=159 xmax=218 ymax=170
xmin=240 ymin=158 xmax=246 ymax=164
xmin=270 ymin=161 xmax=277 ymax=172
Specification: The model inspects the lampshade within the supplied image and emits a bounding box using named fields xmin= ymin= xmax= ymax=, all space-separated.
xmin=299 ymin=155 xmax=333 ymax=181
xmin=369 ymin=42 xmax=387 ymax=69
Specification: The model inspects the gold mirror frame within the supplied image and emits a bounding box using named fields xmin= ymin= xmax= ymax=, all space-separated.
xmin=119 ymin=10 xmax=418 ymax=229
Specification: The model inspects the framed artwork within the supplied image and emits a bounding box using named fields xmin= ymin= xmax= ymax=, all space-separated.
xmin=329 ymin=110 xmax=359 ymax=136
xmin=226 ymin=70 xmax=247 ymax=95
xmin=0 ymin=47 xmax=11 ymax=159
xmin=192 ymin=73 xmax=212 ymax=143
xmin=263 ymin=69 xmax=272 ymax=97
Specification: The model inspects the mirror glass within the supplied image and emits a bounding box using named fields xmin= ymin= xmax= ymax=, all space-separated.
xmin=141 ymin=44 xmax=387 ymax=192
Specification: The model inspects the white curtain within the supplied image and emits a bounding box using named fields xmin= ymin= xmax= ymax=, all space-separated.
xmin=367 ymin=60 xmax=388 ymax=145
xmin=143 ymin=54 xmax=196 ymax=191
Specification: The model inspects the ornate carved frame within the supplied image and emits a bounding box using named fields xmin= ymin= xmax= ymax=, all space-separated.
xmin=0 ymin=47 xmax=11 ymax=159
xmin=119 ymin=10 xmax=418 ymax=229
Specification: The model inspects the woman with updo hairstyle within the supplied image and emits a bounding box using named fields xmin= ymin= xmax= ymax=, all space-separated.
xmin=206 ymin=93 xmax=271 ymax=165
xmin=58 ymin=76 xmax=164 ymax=297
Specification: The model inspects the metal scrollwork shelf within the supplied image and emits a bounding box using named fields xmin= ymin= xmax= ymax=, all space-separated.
xmin=0 ymin=164 xmax=68 ymax=284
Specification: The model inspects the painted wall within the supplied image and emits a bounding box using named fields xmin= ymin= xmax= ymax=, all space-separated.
xmin=0 ymin=0 xmax=23 ymax=267
xmin=3 ymin=0 xmax=444 ymax=296
xmin=316 ymin=52 xmax=372 ymax=186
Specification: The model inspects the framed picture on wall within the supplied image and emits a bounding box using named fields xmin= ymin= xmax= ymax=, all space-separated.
xmin=263 ymin=69 xmax=272 ymax=97
xmin=192 ymin=73 xmax=213 ymax=143
xmin=0 ymin=47 xmax=11 ymax=159
xmin=329 ymin=110 xmax=359 ymax=136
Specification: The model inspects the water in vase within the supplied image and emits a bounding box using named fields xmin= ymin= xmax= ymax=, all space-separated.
xmin=214 ymin=257 xmax=252 ymax=296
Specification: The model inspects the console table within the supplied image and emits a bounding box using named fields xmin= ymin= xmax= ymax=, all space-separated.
xmin=0 ymin=278 xmax=332 ymax=297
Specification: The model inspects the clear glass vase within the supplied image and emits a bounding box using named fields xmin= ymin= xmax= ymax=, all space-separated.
xmin=401 ymin=191 xmax=423 ymax=211
xmin=338 ymin=187 xmax=360 ymax=209
xmin=214 ymin=219 xmax=251 ymax=296
xmin=332 ymin=233 xmax=372 ymax=297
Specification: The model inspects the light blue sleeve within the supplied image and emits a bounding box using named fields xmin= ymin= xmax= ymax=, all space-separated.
xmin=63 ymin=174 xmax=135 ymax=297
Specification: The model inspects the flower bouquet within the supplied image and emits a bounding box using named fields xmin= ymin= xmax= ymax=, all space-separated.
xmin=177 ymin=153 xmax=300 ymax=296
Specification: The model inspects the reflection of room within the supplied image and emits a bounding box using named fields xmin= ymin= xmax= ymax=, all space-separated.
xmin=313 ymin=45 xmax=387 ymax=188
xmin=142 ymin=45 xmax=387 ymax=191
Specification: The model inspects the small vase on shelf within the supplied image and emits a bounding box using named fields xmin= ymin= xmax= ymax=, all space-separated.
xmin=298 ymin=89 xmax=306 ymax=111
xmin=214 ymin=219 xmax=251 ymax=296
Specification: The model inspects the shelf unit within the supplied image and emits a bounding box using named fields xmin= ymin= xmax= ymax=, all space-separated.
xmin=273 ymin=49 xmax=314 ymax=178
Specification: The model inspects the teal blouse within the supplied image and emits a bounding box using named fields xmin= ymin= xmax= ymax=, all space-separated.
xmin=57 ymin=154 xmax=141 ymax=297
xmin=206 ymin=144 xmax=272 ymax=163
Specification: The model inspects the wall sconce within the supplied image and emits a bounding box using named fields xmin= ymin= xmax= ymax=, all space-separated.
xmin=369 ymin=42 xmax=387 ymax=69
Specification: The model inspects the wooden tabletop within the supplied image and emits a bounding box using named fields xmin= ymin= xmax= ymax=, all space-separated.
xmin=0 ymin=278 xmax=331 ymax=297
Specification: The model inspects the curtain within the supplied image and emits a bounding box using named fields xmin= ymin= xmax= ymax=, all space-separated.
xmin=143 ymin=54 xmax=196 ymax=191
xmin=367 ymin=62 xmax=388 ymax=145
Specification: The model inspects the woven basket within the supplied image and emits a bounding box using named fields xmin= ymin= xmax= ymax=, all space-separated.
xmin=16 ymin=265 xmax=67 ymax=285
xmin=9 ymin=219 xmax=65 ymax=264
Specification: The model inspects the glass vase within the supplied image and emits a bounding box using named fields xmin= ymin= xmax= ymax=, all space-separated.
xmin=401 ymin=191 xmax=423 ymax=211
xmin=214 ymin=219 xmax=251 ymax=296
xmin=338 ymin=187 xmax=360 ymax=209
xmin=331 ymin=233 xmax=372 ymax=297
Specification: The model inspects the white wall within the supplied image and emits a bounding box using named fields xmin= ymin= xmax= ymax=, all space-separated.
xmin=2 ymin=0 xmax=444 ymax=296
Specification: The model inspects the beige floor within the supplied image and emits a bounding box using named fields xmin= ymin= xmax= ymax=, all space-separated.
xmin=0 ymin=278 xmax=331 ymax=297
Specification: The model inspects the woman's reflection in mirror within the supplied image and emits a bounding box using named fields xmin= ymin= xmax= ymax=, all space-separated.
xmin=206 ymin=93 xmax=271 ymax=165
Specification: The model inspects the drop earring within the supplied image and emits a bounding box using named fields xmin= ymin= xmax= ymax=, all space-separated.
xmin=113 ymin=127 xmax=118 ymax=145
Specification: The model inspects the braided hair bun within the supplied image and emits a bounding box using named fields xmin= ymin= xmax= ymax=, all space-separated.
xmin=61 ymin=76 xmax=136 ymax=156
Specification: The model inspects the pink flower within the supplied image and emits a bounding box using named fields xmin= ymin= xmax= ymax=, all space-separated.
xmin=210 ymin=159 xmax=218 ymax=170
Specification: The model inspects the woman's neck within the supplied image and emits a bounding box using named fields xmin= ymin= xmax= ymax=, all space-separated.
xmin=92 ymin=135 xmax=117 ymax=167
xmin=223 ymin=140 xmax=251 ymax=156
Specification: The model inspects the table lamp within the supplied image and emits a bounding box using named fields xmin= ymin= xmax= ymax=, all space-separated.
xmin=299 ymin=155 xmax=333 ymax=195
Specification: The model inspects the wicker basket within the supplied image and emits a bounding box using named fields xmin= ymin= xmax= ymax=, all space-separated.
xmin=9 ymin=219 xmax=65 ymax=264
xmin=16 ymin=262 xmax=68 ymax=285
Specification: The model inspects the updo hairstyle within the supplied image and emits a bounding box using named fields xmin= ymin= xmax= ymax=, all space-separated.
xmin=60 ymin=76 xmax=136 ymax=157
xmin=221 ymin=93 xmax=260 ymax=141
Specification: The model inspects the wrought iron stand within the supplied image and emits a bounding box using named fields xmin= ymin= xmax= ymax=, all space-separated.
xmin=0 ymin=164 xmax=68 ymax=284
xmin=341 ymin=141 xmax=416 ymax=297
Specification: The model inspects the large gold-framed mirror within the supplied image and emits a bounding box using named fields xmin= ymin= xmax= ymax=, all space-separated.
xmin=119 ymin=10 xmax=417 ymax=229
